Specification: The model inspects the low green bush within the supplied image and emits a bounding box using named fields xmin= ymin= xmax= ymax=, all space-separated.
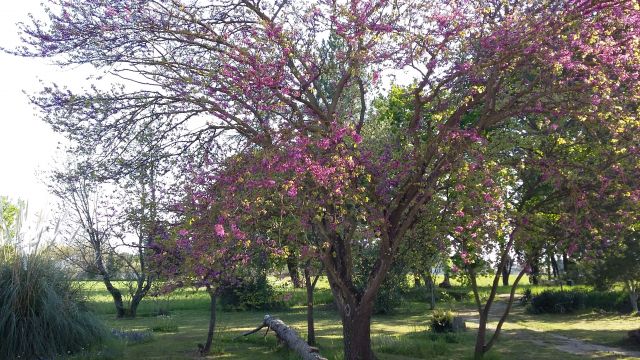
xmin=219 ymin=275 xmax=286 ymax=311
xmin=526 ymin=289 xmax=633 ymax=314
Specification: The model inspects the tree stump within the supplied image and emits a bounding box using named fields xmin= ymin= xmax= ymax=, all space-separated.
xmin=452 ymin=316 xmax=466 ymax=332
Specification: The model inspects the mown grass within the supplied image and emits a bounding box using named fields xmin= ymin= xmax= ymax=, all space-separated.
xmin=73 ymin=275 xmax=639 ymax=359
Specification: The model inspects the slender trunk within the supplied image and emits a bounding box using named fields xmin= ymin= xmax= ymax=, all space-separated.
xmin=424 ymin=273 xmax=436 ymax=310
xmin=501 ymin=257 xmax=512 ymax=286
xmin=287 ymin=251 xmax=303 ymax=288
xmin=562 ymin=252 xmax=569 ymax=273
xmin=530 ymin=262 xmax=539 ymax=285
xmin=551 ymin=255 xmax=559 ymax=278
xmin=440 ymin=270 xmax=451 ymax=288
xmin=474 ymin=312 xmax=488 ymax=360
xmin=95 ymin=247 xmax=126 ymax=318
xmin=471 ymin=226 xmax=522 ymax=359
xmin=202 ymin=288 xmax=218 ymax=355
xmin=129 ymin=276 xmax=153 ymax=318
xmin=304 ymin=263 xmax=320 ymax=346
xmin=473 ymin=268 xmax=527 ymax=359
xmin=629 ymin=291 xmax=639 ymax=315
xmin=103 ymin=278 xmax=126 ymax=318
xmin=413 ymin=273 xmax=421 ymax=288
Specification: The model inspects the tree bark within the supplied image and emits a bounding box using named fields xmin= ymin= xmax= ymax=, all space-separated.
xmin=630 ymin=291 xmax=639 ymax=315
xmin=96 ymin=247 xmax=127 ymax=318
xmin=440 ymin=270 xmax=452 ymax=288
xmin=202 ymin=288 xmax=218 ymax=355
xmin=424 ymin=273 xmax=436 ymax=310
xmin=551 ymin=255 xmax=559 ymax=278
xmin=103 ymin=278 xmax=126 ymax=318
xmin=501 ymin=257 xmax=513 ymax=286
xmin=129 ymin=276 xmax=153 ymax=318
xmin=287 ymin=251 xmax=303 ymax=288
xmin=304 ymin=262 xmax=321 ymax=346
xmin=340 ymin=304 xmax=376 ymax=360
xmin=242 ymin=315 xmax=326 ymax=360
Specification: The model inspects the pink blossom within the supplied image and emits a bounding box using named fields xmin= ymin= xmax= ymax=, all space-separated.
xmin=214 ymin=223 xmax=225 ymax=237
xmin=318 ymin=138 xmax=331 ymax=150
xmin=287 ymin=184 xmax=298 ymax=197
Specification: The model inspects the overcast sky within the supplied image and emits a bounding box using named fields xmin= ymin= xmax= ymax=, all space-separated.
xmin=0 ymin=1 xmax=70 ymax=215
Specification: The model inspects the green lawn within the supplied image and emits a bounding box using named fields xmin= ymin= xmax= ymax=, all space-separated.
xmin=73 ymin=277 xmax=640 ymax=360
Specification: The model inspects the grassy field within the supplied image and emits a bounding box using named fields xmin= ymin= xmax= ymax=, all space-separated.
xmin=73 ymin=276 xmax=640 ymax=360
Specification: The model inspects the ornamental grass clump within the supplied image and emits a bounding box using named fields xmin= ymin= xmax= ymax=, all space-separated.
xmin=0 ymin=201 xmax=107 ymax=359
xmin=430 ymin=309 xmax=455 ymax=333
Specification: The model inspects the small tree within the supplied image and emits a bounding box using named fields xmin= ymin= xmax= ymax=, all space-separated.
xmin=588 ymin=233 xmax=640 ymax=315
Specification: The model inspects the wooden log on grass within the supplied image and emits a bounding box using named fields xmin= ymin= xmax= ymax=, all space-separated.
xmin=240 ymin=315 xmax=327 ymax=360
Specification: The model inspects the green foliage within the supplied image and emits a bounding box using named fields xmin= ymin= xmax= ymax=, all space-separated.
xmin=584 ymin=233 xmax=640 ymax=291
xmin=0 ymin=254 xmax=108 ymax=359
xmin=526 ymin=289 xmax=634 ymax=314
xmin=430 ymin=309 xmax=455 ymax=333
xmin=219 ymin=275 xmax=286 ymax=311
xmin=352 ymin=240 xmax=409 ymax=314
xmin=0 ymin=197 xmax=19 ymax=240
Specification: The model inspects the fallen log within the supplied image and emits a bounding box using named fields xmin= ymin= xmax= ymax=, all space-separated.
xmin=239 ymin=315 xmax=327 ymax=360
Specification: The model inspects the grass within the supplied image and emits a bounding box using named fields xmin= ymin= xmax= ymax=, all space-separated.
xmin=71 ymin=274 xmax=640 ymax=359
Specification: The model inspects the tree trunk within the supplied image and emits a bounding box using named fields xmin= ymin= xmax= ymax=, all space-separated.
xmin=304 ymin=265 xmax=317 ymax=346
xmin=96 ymin=248 xmax=126 ymax=318
xmin=551 ymin=255 xmax=559 ymax=278
xmin=424 ymin=273 xmax=436 ymax=310
xmin=529 ymin=262 xmax=539 ymax=285
xmin=103 ymin=279 xmax=126 ymax=318
xmin=440 ymin=270 xmax=452 ymax=288
xmin=287 ymin=251 xmax=303 ymax=288
xmin=340 ymin=305 xmax=376 ymax=360
xmin=630 ymin=291 xmax=639 ymax=315
xmin=474 ymin=312 xmax=489 ymax=360
xmin=413 ymin=273 xmax=421 ymax=288
xmin=202 ymin=288 xmax=218 ymax=355
xmin=501 ymin=257 xmax=512 ymax=286
xmin=128 ymin=276 xmax=153 ymax=318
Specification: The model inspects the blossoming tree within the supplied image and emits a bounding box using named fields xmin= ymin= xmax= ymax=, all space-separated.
xmin=16 ymin=0 xmax=640 ymax=358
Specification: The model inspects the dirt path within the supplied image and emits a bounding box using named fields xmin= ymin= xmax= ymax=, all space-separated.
xmin=459 ymin=297 xmax=640 ymax=359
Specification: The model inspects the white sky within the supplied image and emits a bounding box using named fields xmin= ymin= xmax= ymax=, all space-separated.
xmin=0 ymin=1 xmax=73 ymax=215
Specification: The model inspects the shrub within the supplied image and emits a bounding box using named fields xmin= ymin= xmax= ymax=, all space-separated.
xmin=373 ymin=267 xmax=409 ymax=314
xmin=526 ymin=289 xmax=633 ymax=314
xmin=520 ymin=288 xmax=533 ymax=305
xmin=0 ymin=254 xmax=108 ymax=359
xmin=219 ymin=275 xmax=285 ymax=311
xmin=430 ymin=309 xmax=455 ymax=333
